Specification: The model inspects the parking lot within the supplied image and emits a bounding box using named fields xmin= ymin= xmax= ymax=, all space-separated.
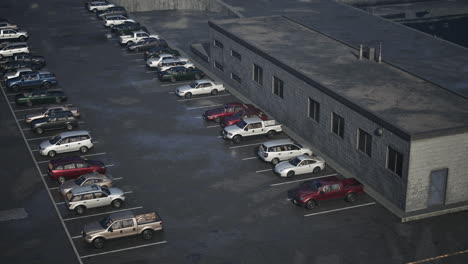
xmin=1 ymin=0 xmax=468 ymax=264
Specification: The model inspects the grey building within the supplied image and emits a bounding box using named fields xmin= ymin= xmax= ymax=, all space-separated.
xmin=206 ymin=15 xmax=468 ymax=220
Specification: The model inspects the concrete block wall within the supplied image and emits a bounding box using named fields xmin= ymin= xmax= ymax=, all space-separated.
xmin=406 ymin=132 xmax=468 ymax=211
xmin=209 ymin=26 xmax=410 ymax=211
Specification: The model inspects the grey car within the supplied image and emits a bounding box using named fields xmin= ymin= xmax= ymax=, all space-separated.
xmin=65 ymin=184 xmax=125 ymax=215
xmin=59 ymin=172 xmax=113 ymax=196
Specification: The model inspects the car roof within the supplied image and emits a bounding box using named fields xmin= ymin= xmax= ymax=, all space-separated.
xmin=81 ymin=171 xmax=105 ymax=179
xmin=71 ymin=184 xmax=101 ymax=195
xmin=50 ymin=156 xmax=85 ymax=166
xmin=242 ymin=117 xmax=263 ymax=123
xmin=262 ymin=139 xmax=294 ymax=147
xmin=57 ymin=130 xmax=90 ymax=138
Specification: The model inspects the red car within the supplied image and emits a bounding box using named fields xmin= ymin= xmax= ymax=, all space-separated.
xmin=48 ymin=156 xmax=106 ymax=184
xmin=287 ymin=176 xmax=364 ymax=209
xmin=220 ymin=107 xmax=268 ymax=128
xmin=202 ymin=103 xmax=251 ymax=123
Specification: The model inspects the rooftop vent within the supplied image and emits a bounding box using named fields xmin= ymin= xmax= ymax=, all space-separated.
xmin=359 ymin=41 xmax=382 ymax=63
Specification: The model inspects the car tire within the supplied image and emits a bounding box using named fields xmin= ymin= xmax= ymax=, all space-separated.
xmin=194 ymin=74 xmax=201 ymax=80
xmin=92 ymin=238 xmax=105 ymax=249
xmin=141 ymin=229 xmax=153 ymax=240
xmin=42 ymin=81 xmax=51 ymax=89
xmin=170 ymin=76 xmax=176 ymax=83
xmin=214 ymin=117 xmax=221 ymax=123
xmin=303 ymin=153 xmax=309 ymax=156
xmin=48 ymin=150 xmax=56 ymax=158
xmin=18 ymin=35 xmax=26 ymax=41
xmin=92 ymin=8 xmax=97 ymax=13
xmin=313 ymin=167 xmax=321 ymax=174
xmin=211 ymin=89 xmax=218 ymax=96
xmin=111 ymin=199 xmax=123 ymax=208
xmin=65 ymin=123 xmax=73 ymax=131
xmin=232 ymin=135 xmax=242 ymax=144
xmin=346 ymin=193 xmax=356 ymax=203
xmin=58 ymin=176 xmax=66 ymax=184
xmin=75 ymin=205 xmax=86 ymax=215
xmin=266 ymin=130 xmax=276 ymax=138
xmin=55 ymin=97 xmax=62 ymax=103
xmin=286 ymin=170 xmax=295 ymax=178
xmin=127 ymin=41 xmax=134 ymax=45
xmin=35 ymin=127 xmax=44 ymax=135
xmin=11 ymin=85 xmax=19 ymax=93
xmin=26 ymin=100 xmax=33 ymax=107
xmin=79 ymin=146 xmax=88 ymax=154
xmin=184 ymin=92 xmax=192 ymax=99
xmin=305 ymin=199 xmax=317 ymax=210
xmin=271 ymin=158 xmax=280 ymax=165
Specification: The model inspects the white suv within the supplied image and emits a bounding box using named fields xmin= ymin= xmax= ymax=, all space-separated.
xmin=39 ymin=130 xmax=94 ymax=157
xmin=104 ymin=15 xmax=134 ymax=28
xmin=65 ymin=184 xmax=125 ymax=215
xmin=0 ymin=42 xmax=29 ymax=58
xmin=87 ymin=1 xmax=115 ymax=12
xmin=146 ymin=54 xmax=179 ymax=68
xmin=258 ymin=139 xmax=313 ymax=165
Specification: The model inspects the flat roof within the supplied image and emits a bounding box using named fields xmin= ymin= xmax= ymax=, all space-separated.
xmin=209 ymin=16 xmax=468 ymax=140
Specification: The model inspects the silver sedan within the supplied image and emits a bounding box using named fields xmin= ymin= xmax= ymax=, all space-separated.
xmin=59 ymin=172 xmax=113 ymax=196
xmin=274 ymin=155 xmax=325 ymax=177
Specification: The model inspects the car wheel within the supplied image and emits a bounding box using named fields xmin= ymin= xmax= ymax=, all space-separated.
xmin=58 ymin=176 xmax=66 ymax=184
xmin=313 ymin=167 xmax=321 ymax=174
xmin=18 ymin=35 xmax=26 ymax=42
xmin=232 ymin=135 xmax=242 ymax=144
xmin=170 ymin=76 xmax=176 ymax=83
xmin=271 ymin=158 xmax=280 ymax=165
xmin=42 ymin=81 xmax=51 ymax=89
xmin=214 ymin=117 xmax=221 ymax=123
xmin=303 ymin=153 xmax=309 ymax=156
xmin=286 ymin=170 xmax=295 ymax=178
xmin=92 ymin=8 xmax=97 ymax=13
xmin=26 ymin=100 xmax=33 ymax=107
xmin=66 ymin=123 xmax=73 ymax=131
xmin=194 ymin=74 xmax=201 ymax=80
xmin=305 ymin=199 xmax=317 ymax=210
xmin=184 ymin=92 xmax=192 ymax=99
xmin=48 ymin=150 xmax=56 ymax=158
xmin=55 ymin=97 xmax=62 ymax=103
xmin=35 ymin=127 xmax=44 ymax=135
xmin=346 ymin=193 xmax=356 ymax=203
xmin=111 ymin=199 xmax=123 ymax=208
xmin=92 ymin=238 xmax=105 ymax=249
xmin=141 ymin=229 xmax=153 ymax=240
xmin=79 ymin=146 xmax=89 ymax=154
xmin=11 ymin=85 xmax=19 ymax=93
xmin=211 ymin=89 xmax=218 ymax=96
xmin=127 ymin=41 xmax=134 ymax=45
xmin=266 ymin=130 xmax=276 ymax=138
xmin=75 ymin=205 xmax=86 ymax=215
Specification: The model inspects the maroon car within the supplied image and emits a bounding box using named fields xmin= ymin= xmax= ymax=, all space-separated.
xmin=48 ymin=156 xmax=106 ymax=184
xmin=220 ymin=107 xmax=268 ymax=128
xmin=202 ymin=103 xmax=251 ymax=123
xmin=287 ymin=176 xmax=364 ymax=209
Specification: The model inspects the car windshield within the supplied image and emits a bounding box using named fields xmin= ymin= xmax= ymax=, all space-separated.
xmin=100 ymin=216 xmax=113 ymax=229
xmin=232 ymin=111 xmax=245 ymax=118
xmin=289 ymin=157 xmax=302 ymax=166
xmin=236 ymin=120 xmax=247 ymax=129
xmin=49 ymin=135 xmax=61 ymax=144
xmin=189 ymin=82 xmax=198 ymax=88
xmin=301 ymin=180 xmax=322 ymax=191
xmin=74 ymin=176 xmax=86 ymax=186
xmin=102 ymin=187 xmax=110 ymax=195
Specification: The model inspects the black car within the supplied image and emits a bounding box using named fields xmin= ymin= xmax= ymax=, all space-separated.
xmin=96 ymin=6 xmax=127 ymax=19
xmin=111 ymin=22 xmax=141 ymax=33
xmin=144 ymin=46 xmax=180 ymax=60
xmin=127 ymin=38 xmax=168 ymax=52
xmin=31 ymin=111 xmax=78 ymax=134
xmin=0 ymin=53 xmax=46 ymax=68
xmin=158 ymin=67 xmax=205 ymax=82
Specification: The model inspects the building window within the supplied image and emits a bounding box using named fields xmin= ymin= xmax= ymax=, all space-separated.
xmin=231 ymin=50 xmax=241 ymax=60
xmin=272 ymin=76 xmax=284 ymax=98
xmin=253 ymin=64 xmax=263 ymax=86
xmin=231 ymin=73 xmax=241 ymax=83
xmin=387 ymin=146 xmax=403 ymax=177
xmin=214 ymin=60 xmax=224 ymax=72
xmin=308 ymin=97 xmax=320 ymax=122
xmin=357 ymin=129 xmax=372 ymax=157
xmin=331 ymin=112 xmax=344 ymax=139
xmin=213 ymin=39 xmax=223 ymax=49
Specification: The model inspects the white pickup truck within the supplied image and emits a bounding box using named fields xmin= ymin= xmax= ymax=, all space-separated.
xmin=119 ymin=31 xmax=159 ymax=45
xmin=222 ymin=117 xmax=283 ymax=144
xmin=0 ymin=28 xmax=28 ymax=41
xmin=175 ymin=79 xmax=225 ymax=98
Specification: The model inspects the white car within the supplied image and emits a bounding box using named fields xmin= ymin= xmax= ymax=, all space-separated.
xmin=0 ymin=42 xmax=29 ymax=58
xmin=258 ymin=139 xmax=313 ymax=165
xmin=87 ymin=1 xmax=115 ymax=12
xmin=175 ymin=80 xmax=225 ymax=98
xmin=0 ymin=21 xmax=18 ymax=29
xmin=4 ymin=67 xmax=32 ymax=81
xmin=158 ymin=59 xmax=194 ymax=72
xmin=65 ymin=184 xmax=125 ymax=215
xmin=0 ymin=28 xmax=28 ymax=41
xmin=119 ymin=31 xmax=159 ymax=45
xmin=39 ymin=130 xmax=94 ymax=157
xmin=146 ymin=54 xmax=181 ymax=67
xmin=274 ymin=155 xmax=325 ymax=177
xmin=104 ymin=15 xmax=134 ymax=28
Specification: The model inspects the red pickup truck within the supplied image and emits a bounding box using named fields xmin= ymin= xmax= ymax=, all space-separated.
xmin=287 ymin=176 xmax=364 ymax=209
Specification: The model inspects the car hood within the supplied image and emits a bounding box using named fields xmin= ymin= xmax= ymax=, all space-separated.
xmin=83 ymin=221 xmax=105 ymax=235
xmin=204 ymin=108 xmax=223 ymax=117
xmin=275 ymin=161 xmax=295 ymax=172
xmin=224 ymin=125 xmax=242 ymax=134
xmin=4 ymin=72 xmax=18 ymax=79
xmin=87 ymin=160 xmax=105 ymax=167
xmin=39 ymin=139 xmax=53 ymax=150
xmin=176 ymin=84 xmax=192 ymax=93
xmin=25 ymin=112 xmax=43 ymax=120
xmin=109 ymin=187 xmax=124 ymax=196
xmin=6 ymin=76 xmax=20 ymax=84
xmin=18 ymin=31 xmax=28 ymax=35
xmin=59 ymin=180 xmax=78 ymax=194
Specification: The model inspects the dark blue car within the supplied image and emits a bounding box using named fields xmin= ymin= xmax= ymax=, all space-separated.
xmin=7 ymin=71 xmax=58 ymax=92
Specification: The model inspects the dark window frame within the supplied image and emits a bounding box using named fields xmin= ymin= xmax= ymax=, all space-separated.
xmin=357 ymin=128 xmax=372 ymax=157
xmin=387 ymin=146 xmax=404 ymax=177
xmin=308 ymin=97 xmax=320 ymax=122
xmin=331 ymin=112 xmax=345 ymax=139
xmin=231 ymin=50 xmax=241 ymax=60
xmin=272 ymin=76 xmax=284 ymax=99
xmin=231 ymin=72 xmax=241 ymax=83
xmin=214 ymin=60 xmax=224 ymax=72
xmin=213 ymin=39 xmax=224 ymax=49
xmin=253 ymin=64 xmax=263 ymax=86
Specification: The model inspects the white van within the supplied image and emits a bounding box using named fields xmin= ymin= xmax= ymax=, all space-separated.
xmin=39 ymin=130 xmax=94 ymax=157
xmin=258 ymin=139 xmax=313 ymax=165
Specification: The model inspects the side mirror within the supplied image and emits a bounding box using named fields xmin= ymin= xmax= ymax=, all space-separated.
xmin=244 ymin=127 xmax=248 ymax=131
xmin=108 ymin=228 xmax=113 ymax=232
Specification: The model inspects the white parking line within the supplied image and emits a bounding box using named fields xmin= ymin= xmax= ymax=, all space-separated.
xmin=56 ymin=202 xmax=65 ymax=205
xmin=186 ymin=104 xmax=222 ymax=110
xmin=123 ymin=52 xmax=143 ymax=56
xmin=131 ymin=58 xmax=145 ymax=61
xmin=270 ymin=174 xmax=338 ymax=187
xmin=113 ymin=177 xmax=123 ymax=181
xmin=81 ymin=152 xmax=106 ymax=158
xmin=72 ymin=235 xmax=82 ymax=240
xmin=242 ymin=157 xmax=257 ymax=160
xmin=123 ymin=191 xmax=133 ymax=195
xmin=63 ymin=206 xmax=143 ymax=221
xmin=37 ymin=160 xmax=50 ymax=164
xmin=195 ymin=116 xmax=203 ymax=119
xmin=31 ymin=149 xmax=39 ymax=152
xmin=104 ymin=164 xmax=115 ymax=168
xmin=178 ymin=94 xmax=230 ymax=102
xmin=161 ymin=81 xmax=192 ymax=87
xmin=27 ymin=136 xmax=51 ymax=141
xmin=146 ymin=71 xmax=156 ymax=74
xmin=80 ymin=240 xmax=167 ymax=259
xmin=168 ymin=92 xmax=175 ymax=94
xmin=217 ymin=135 xmax=223 ymax=138
xmin=304 ymin=202 xmax=376 ymax=217
xmin=13 ymin=107 xmax=43 ymax=112
xmin=406 ymin=249 xmax=468 ymax=264
xmin=49 ymin=187 xmax=59 ymax=190
xmin=9 ymin=101 xmax=15 ymax=104
xmin=256 ymin=169 xmax=272 ymax=173
xmin=205 ymin=125 xmax=219 ymax=128
xmin=137 ymin=65 xmax=146 ymax=67
xmin=229 ymin=143 xmax=259 ymax=149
